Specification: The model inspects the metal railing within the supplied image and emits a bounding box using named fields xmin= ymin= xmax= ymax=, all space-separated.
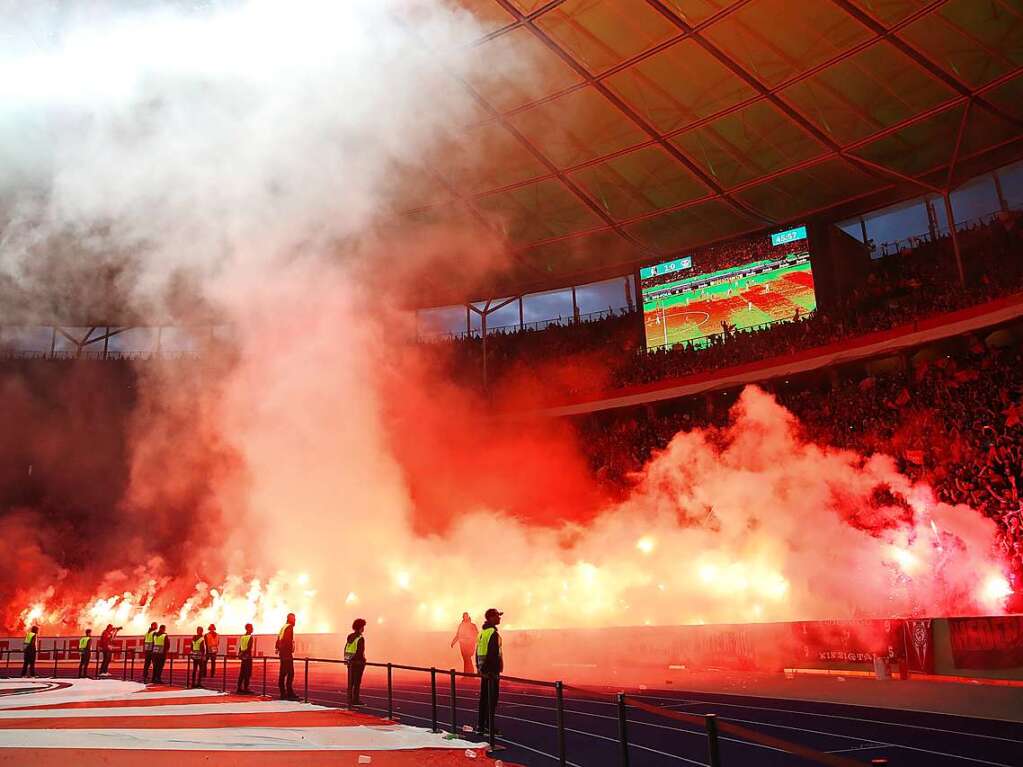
xmin=0 ymin=646 xmax=888 ymax=766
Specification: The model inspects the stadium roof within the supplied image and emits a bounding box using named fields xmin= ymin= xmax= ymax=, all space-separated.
xmin=409 ymin=0 xmax=1023 ymax=300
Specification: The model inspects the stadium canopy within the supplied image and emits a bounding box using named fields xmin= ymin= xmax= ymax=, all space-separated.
xmin=409 ymin=0 xmax=1023 ymax=301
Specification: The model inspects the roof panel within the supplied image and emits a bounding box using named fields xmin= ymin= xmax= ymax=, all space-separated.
xmin=569 ymin=145 xmax=710 ymax=219
xmin=445 ymin=122 xmax=549 ymax=193
xmin=504 ymin=85 xmax=649 ymax=168
xmin=671 ymin=99 xmax=828 ymax=188
xmin=464 ymin=26 xmax=584 ymax=113
xmin=702 ymin=0 xmax=873 ymax=88
xmin=604 ymin=38 xmax=757 ymax=132
xmin=735 ymin=157 xmax=880 ymax=220
xmin=659 ymin=1 xmax=739 ymax=27
xmin=847 ymin=0 xmax=932 ymax=26
xmin=780 ymin=42 xmax=958 ymax=143
xmin=535 ymin=0 xmax=680 ymax=74
xmin=852 ymin=103 xmax=965 ymax=176
xmin=478 ymin=178 xmax=606 ymax=242
xmin=624 ymin=198 xmax=761 ymax=251
xmin=983 ymin=73 xmax=1023 ymax=123
xmin=456 ymin=0 xmax=517 ymax=36
xmin=520 ymin=229 xmax=639 ymax=276
xmin=899 ymin=0 xmax=1023 ymax=87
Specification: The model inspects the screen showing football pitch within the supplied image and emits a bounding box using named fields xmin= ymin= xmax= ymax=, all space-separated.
xmin=641 ymin=225 xmax=816 ymax=350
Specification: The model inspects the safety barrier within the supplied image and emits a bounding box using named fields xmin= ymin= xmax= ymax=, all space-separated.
xmin=0 ymin=646 xmax=892 ymax=765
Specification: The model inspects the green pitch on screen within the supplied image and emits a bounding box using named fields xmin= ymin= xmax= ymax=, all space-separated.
xmin=642 ymin=258 xmax=816 ymax=350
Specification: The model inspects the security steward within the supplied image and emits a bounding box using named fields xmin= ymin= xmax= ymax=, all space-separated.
xmin=204 ymin=623 xmax=220 ymax=677
xmin=189 ymin=626 xmax=206 ymax=688
xmin=476 ymin=608 xmax=504 ymax=737
xmin=151 ymin=625 xmax=168 ymax=683
xmin=20 ymin=625 xmax=38 ymax=677
xmin=276 ymin=613 xmax=298 ymax=700
xmin=344 ymin=619 xmax=367 ymax=707
xmin=237 ymin=623 xmax=255 ymax=694
xmin=142 ymin=622 xmax=158 ymax=682
xmin=77 ymin=629 xmax=93 ymax=678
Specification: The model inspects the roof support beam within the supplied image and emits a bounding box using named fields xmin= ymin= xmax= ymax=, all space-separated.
xmin=489 ymin=0 xmax=776 ymax=230
xmin=644 ymin=0 xmax=949 ymax=200
xmin=829 ymin=0 xmax=1023 ymax=132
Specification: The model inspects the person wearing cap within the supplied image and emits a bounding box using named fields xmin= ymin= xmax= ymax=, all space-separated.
xmin=451 ymin=612 xmax=478 ymax=675
xmin=276 ymin=612 xmax=298 ymax=700
xmin=476 ymin=608 xmax=504 ymax=737
xmin=344 ymin=618 xmax=367 ymax=707
xmin=204 ymin=623 xmax=220 ymax=678
xmin=237 ymin=623 xmax=255 ymax=694
xmin=98 ymin=624 xmax=122 ymax=677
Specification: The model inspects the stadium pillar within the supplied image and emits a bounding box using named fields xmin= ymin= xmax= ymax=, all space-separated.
xmin=993 ymin=171 xmax=1009 ymax=213
xmin=518 ymin=297 xmax=524 ymax=330
xmin=942 ymin=191 xmax=965 ymax=287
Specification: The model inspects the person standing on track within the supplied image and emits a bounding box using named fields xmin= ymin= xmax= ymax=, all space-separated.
xmin=98 ymin=624 xmax=121 ymax=677
xmin=475 ymin=608 xmax=504 ymax=737
xmin=451 ymin=613 xmax=478 ymax=675
xmin=77 ymin=629 xmax=93 ymax=678
xmin=276 ymin=612 xmax=298 ymax=700
xmin=344 ymin=619 xmax=367 ymax=707
xmin=20 ymin=625 xmax=38 ymax=677
xmin=189 ymin=626 xmax=206 ymax=688
xmin=142 ymin=621 xmax=158 ymax=682
xmin=151 ymin=625 xmax=168 ymax=683
xmin=204 ymin=623 xmax=220 ymax=678
xmin=237 ymin=623 xmax=255 ymax=694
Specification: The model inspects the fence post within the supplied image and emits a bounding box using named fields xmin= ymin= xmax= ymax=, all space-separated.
xmin=95 ymin=651 xmax=100 ymax=678
xmin=53 ymin=646 xmax=58 ymax=678
xmin=131 ymin=651 xmax=136 ymax=681
xmin=705 ymin=714 xmax=721 ymax=767
xmin=304 ymin=658 xmax=309 ymax=703
xmin=386 ymin=663 xmax=393 ymax=720
xmin=169 ymin=656 xmax=174 ymax=687
xmin=449 ymin=670 xmax=457 ymax=734
xmin=262 ymin=657 xmax=267 ymax=697
xmin=430 ymin=667 xmax=439 ymax=733
xmin=555 ymin=681 xmax=567 ymax=767
xmin=617 ymin=693 xmax=629 ymax=767
xmin=222 ymin=654 xmax=227 ymax=692
xmin=122 ymin=649 xmax=128 ymax=681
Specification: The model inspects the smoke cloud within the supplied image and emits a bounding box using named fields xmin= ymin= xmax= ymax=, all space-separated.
xmin=0 ymin=0 xmax=1009 ymax=636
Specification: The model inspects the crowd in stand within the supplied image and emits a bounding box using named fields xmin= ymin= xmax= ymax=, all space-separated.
xmin=433 ymin=212 xmax=1023 ymax=394
xmin=574 ymin=340 xmax=1023 ymax=603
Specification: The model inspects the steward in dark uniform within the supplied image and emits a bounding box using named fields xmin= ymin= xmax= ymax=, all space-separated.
xmin=77 ymin=629 xmax=93 ymax=678
xmin=276 ymin=612 xmax=298 ymax=700
xmin=237 ymin=623 xmax=255 ymax=694
xmin=20 ymin=626 xmax=38 ymax=677
xmin=151 ymin=626 xmax=168 ymax=683
xmin=345 ymin=619 xmax=367 ymax=707
xmin=476 ymin=608 xmax=504 ymax=736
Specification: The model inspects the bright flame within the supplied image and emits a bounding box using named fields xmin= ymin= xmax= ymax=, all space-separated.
xmin=980 ymin=574 xmax=1012 ymax=609
xmin=636 ymin=536 xmax=655 ymax=555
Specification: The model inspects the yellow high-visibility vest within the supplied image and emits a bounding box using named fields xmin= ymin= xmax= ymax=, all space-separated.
xmin=23 ymin=631 xmax=36 ymax=647
xmin=278 ymin=625 xmax=290 ymax=641
xmin=78 ymin=636 xmax=90 ymax=650
xmin=205 ymin=633 xmax=219 ymax=652
xmin=475 ymin=628 xmax=501 ymax=667
xmin=153 ymin=634 xmax=166 ymax=650
xmin=239 ymin=635 xmax=252 ymax=652
xmin=344 ymin=636 xmax=361 ymax=660
xmin=144 ymin=630 xmax=156 ymax=647
xmin=191 ymin=637 xmax=204 ymax=653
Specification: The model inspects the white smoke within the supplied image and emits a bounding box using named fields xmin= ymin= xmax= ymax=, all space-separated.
xmin=0 ymin=0 xmax=1008 ymax=637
